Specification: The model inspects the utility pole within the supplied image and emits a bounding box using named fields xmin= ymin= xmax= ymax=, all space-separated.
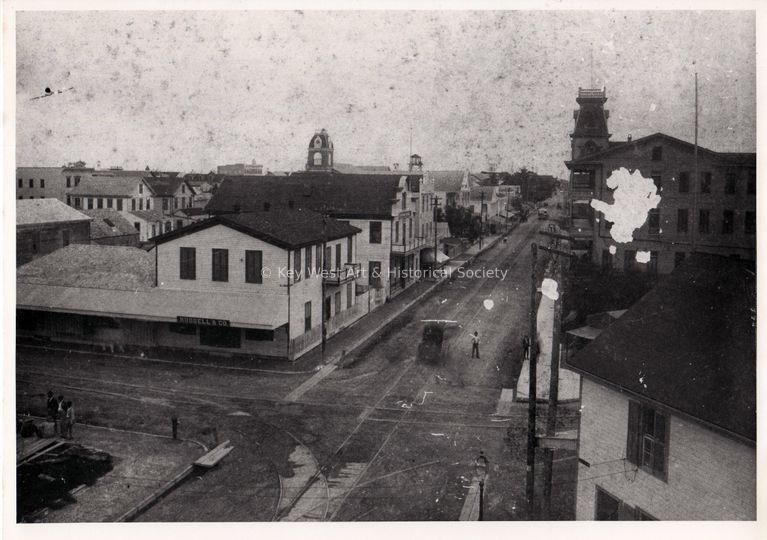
xmin=692 ymin=69 xmax=699 ymax=254
xmin=526 ymin=242 xmax=538 ymax=518
xmin=321 ymin=215 xmax=327 ymax=363
xmin=433 ymin=195 xmax=441 ymax=271
xmin=479 ymin=191 xmax=484 ymax=250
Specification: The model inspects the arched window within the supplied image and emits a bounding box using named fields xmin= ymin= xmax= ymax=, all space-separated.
xmin=314 ymin=137 xmax=322 ymax=148
xmin=313 ymin=152 xmax=322 ymax=166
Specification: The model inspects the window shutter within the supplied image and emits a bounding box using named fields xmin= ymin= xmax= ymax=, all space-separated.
xmin=626 ymin=401 xmax=640 ymax=465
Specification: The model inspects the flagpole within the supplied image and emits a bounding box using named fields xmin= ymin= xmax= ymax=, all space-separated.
xmin=692 ymin=70 xmax=699 ymax=253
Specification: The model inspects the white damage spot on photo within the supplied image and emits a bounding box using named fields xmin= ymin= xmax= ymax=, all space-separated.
xmin=636 ymin=250 xmax=651 ymax=264
xmin=609 ymin=245 xmax=617 ymax=255
xmin=483 ymin=299 xmax=494 ymax=310
xmin=540 ymin=278 xmax=559 ymax=301
xmin=590 ymin=167 xmax=661 ymax=244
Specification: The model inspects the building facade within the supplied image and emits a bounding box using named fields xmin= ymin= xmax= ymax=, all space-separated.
xmin=565 ymin=87 xmax=756 ymax=273
xmin=16 ymin=199 xmax=92 ymax=266
xmin=566 ymin=255 xmax=755 ymax=520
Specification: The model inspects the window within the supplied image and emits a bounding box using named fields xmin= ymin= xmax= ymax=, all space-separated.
xmin=40 ymin=179 xmax=45 ymax=189
xmin=181 ymin=184 xmax=186 ymax=194
xmin=401 ymin=192 xmax=407 ymax=210
xmin=304 ymin=301 xmax=312 ymax=332
xmin=700 ymin=172 xmax=712 ymax=193
xmin=409 ymin=218 xmax=413 ymax=237
xmin=131 ymin=199 xmax=136 ymax=211
xmin=147 ymin=199 xmax=151 ymax=210
xmin=87 ymin=198 xmax=94 ymax=210
xmin=117 ymin=199 xmax=123 ymax=211
xmin=674 ymin=252 xmax=686 ymax=268
xmin=67 ymin=195 xmax=72 ymax=206
xmin=677 ymin=209 xmax=688 ymax=234
xmin=66 ymin=176 xmax=71 ymax=188
xmin=369 ymin=261 xmax=382 ymax=287
xmin=176 ymin=220 xmax=183 ymax=230
xmin=74 ymin=175 xmax=81 ymax=186
xmin=180 ymin=247 xmax=196 ymax=280
xmin=678 ymin=171 xmax=689 ymax=193
xmin=595 ymin=487 xmax=646 ymax=520
xmin=747 ymin=170 xmax=756 ymax=195
xmin=395 ymin=222 xmax=400 ymax=243
xmin=139 ymin=183 xmax=143 ymax=194
xmin=347 ymin=236 xmax=353 ymax=263
xmin=334 ymin=291 xmax=341 ymax=314
xmin=651 ymin=146 xmax=662 ymax=161
xmin=74 ymin=197 xmax=81 ymax=209
xmin=623 ymin=250 xmax=636 ymax=271
xmin=212 ymin=249 xmax=229 ymax=282
xmin=17 ymin=178 xmax=22 ymax=188
xmin=651 ymin=174 xmax=662 ymax=192
xmin=648 ymin=251 xmax=658 ymax=275
xmin=335 ymin=244 xmax=341 ymax=269
xmin=62 ymin=229 xmax=70 ymax=247
xmin=572 ymin=170 xmax=595 ymax=189
xmin=29 ymin=178 xmax=34 ymax=188
xmin=722 ymin=210 xmax=734 ymax=234
xmin=165 ymin=221 xmax=172 ymax=233
xmin=169 ymin=323 xmax=196 ymax=335
xmin=107 ymin=198 xmax=113 ymax=208
xmin=175 ymin=197 xmax=179 ymax=209
xmin=627 ymin=401 xmax=669 ymax=481
xmin=647 ymin=209 xmax=660 ymax=234
xmin=199 ymin=326 xmax=240 ymax=348
xmin=699 ymin=210 xmax=710 ymax=234
xmin=134 ymin=222 xmax=141 ymax=232
xmin=294 ymin=249 xmax=302 ymax=281
xmin=163 ymin=198 xmax=169 ymax=211
xmin=315 ymin=245 xmax=322 ymax=273
xmin=725 ymin=170 xmax=738 ymax=194
xmin=313 ymin=152 xmax=322 ymax=166
xmin=151 ymin=224 xmax=157 ymax=237
xmin=246 ymin=250 xmax=263 ymax=283
xmin=745 ymin=211 xmax=756 ymax=235
xmin=305 ymin=246 xmax=313 ymax=278
xmin=245 ymin=329 xmax=274 ymax=341
xmin=98 ymin=198 xmax=104 ymax=209
xmin=139 ymin=199 xmax=144 ymax=210
xmin=324 ymin=246 xmax=331 ymax=271
xmin=601 ymin=249 xmax=612 ymax=271
xmin=369 ymin=221 xmax=382 ymax=244
xmin=346 ymin=283 xmax=353 ymax=308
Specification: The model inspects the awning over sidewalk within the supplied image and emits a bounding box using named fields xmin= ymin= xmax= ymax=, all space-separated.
xmin=566 ymin=325 xmax=602 ymax=340
xmin=420 ymin=248 xmax=451 ymax=264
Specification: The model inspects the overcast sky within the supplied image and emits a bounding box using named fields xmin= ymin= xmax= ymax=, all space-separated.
xmin=16 ymin=10 xmax=755 ymax=177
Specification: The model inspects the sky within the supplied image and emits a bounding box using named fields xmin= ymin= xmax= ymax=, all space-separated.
xmin=15 ymin=10 xmax=756 ymax=178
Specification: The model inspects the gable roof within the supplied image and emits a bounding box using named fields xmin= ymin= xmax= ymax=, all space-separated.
xmin=206 ymin=173 xmax=413 ymax=219
xmin=69 ymin=176 xmax=151 ymax=197
xmin=128 ymin=209 xmax=166 ymax=223
xmin=430 ymin=171 xmax=467 ymax=193
xmin=568 ymin=132 xmax=756 ymax=166
xmin=17 ymin=199 xmax=92 ymax=226
xmin=142 ymin=176 xmax=193 ymax=197
xmin=17 ymin=244 xmax=154 ymax=290
xmin=80 ymin=209 xmax=139 ymax=239
xmin=152 ymin=208 xmax=360 ymax=250
xmin=567 ymin=254 xmax=756 ymax=442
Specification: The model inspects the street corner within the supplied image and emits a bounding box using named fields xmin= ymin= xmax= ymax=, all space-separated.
xmin=23 ymin=423 xmax=203 ymax=523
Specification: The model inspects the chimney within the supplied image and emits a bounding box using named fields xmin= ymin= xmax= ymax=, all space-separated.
xmin=627 ymin=134 xmax=632 ymax=142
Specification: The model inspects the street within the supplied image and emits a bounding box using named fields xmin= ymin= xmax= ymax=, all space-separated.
xmin=16 ymin=209 xmax=577 ymax=521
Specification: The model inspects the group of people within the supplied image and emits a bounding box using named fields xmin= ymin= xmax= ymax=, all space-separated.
xmin=46 ymin=391 xmax=75 ymax=439
xmin=470 ymin=331 xmax=532 ymax=360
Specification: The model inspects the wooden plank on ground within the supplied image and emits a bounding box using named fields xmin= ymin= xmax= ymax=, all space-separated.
xmin=194 ymin=440 xmax=233 ymax=468
xmin=18 ymin=440 xmax=66 ymax=466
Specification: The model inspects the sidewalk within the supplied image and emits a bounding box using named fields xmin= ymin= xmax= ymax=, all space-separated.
xmin=515 ymin=288 xmax=580 ymax=402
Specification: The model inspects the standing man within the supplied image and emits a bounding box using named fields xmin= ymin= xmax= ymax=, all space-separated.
xmin=471 ymin=331 xmax=480 ymax=359
xmin=522 ymin=335 xmax=530 ymax=360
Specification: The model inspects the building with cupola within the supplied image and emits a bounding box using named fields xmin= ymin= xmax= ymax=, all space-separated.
xmin=564 ymin=87 xmax=755 ymax=274
xmin=306 ymin=128 xmax=334 ymax=171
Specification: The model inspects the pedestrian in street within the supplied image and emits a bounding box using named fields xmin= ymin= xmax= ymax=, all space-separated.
xmin=46 ymin=391 xmax=59 ymax=435
xmin=522 ymin=335 xmax=530 ymax=360
xmin=471 ymin=331 xmax=480 ymax=359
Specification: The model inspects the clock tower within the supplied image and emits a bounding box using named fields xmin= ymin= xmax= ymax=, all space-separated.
xmin=570 ymin=87 xmax=611 ymax=160
xmin=306 ymin=128 xmax=334 ymax=171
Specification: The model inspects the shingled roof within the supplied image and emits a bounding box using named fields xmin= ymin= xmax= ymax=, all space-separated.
xmin=206 ymin=172 xmax=413 ymax=219
xmin=152 ymin=208 xmax=360 ymax=250
xmin=430 ymin=171 xmax=467 ymax=193
xmin=81 ymin=209 xmax=139 ymax=240
xmin=567 ymin=254 xmax=756 ymax=442
xmin=142 ymin=176 xmax=193 ymax=197
xmin=17 ymin=199 xmax=92 ymax=226
xmin=68 ymin=176 xmax=149 ymax=197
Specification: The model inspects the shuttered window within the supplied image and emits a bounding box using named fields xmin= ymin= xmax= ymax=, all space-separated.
xmin=180 ymin=247 xmax=196 ymax=280
xmin=627 ymin=401 xmax=669 ymax=481
xmin=245 ymin=250 xmax=262 ymax=284
xmin=212 ymin=249 xmax=229 ymax=282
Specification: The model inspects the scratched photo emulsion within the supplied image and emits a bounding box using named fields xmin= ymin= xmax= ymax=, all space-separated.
xmin=12 ymin=9 xmax=756 ymax=525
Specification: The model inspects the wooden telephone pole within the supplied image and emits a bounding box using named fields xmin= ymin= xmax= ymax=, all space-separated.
xmin=526 ymin=242 xmax=538 ymax=517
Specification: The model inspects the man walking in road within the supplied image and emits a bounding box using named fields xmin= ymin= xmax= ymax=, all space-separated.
xmin=471 ymin=331 xmax=480 ymax=359
xmin=522 ymin=335 xmax=530 ymax=360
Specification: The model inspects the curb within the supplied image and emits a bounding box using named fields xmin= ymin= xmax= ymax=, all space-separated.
xmin=336 ymin=236 xmax=505 ymax=368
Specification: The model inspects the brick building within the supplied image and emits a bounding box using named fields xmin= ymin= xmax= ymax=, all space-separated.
xmin=16 ymin=199 xmax=91 ymax=265
xmin=564 ymin=88 xmax=756 ymax=273
xmin=565 ymin=254 xmax=755 ymax=520
xmin=16 ymin=167 xmax=68 ymax=201
xmin=17 ymin=209 xmax=362 ymax=361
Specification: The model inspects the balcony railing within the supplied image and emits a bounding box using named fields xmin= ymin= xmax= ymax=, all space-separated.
xmin=323 ymin=262 xmax=361 ymax=286
xmin=391 ymin=236 xmax=431 ymax=254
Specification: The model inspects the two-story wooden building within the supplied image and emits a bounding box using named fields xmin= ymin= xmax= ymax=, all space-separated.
xmin=565 ymin=254 xmax=755 ymax=520
xmin=16 ymin=209 xmax=362 ymax=361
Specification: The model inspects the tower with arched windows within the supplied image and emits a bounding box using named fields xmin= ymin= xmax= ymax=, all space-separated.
xmin=306 ymin=128 xmax=334 ymax=171
xmin=570 ymin=87 xmax=611 ymax=160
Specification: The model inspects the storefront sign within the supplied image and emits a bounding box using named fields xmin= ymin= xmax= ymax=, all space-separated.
xmin=177 ymin=316 xmax=230 ymax=327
